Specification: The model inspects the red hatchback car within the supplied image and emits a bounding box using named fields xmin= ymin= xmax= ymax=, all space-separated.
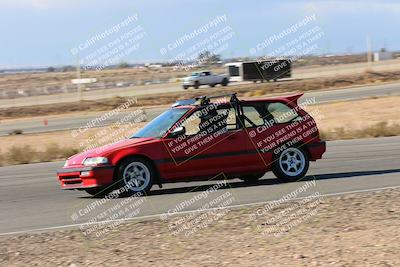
xmin=57 ymin=93 xmax=326 ymax=196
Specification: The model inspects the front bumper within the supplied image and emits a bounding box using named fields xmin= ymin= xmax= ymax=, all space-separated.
xmin=57 ymin=165 xmax=115 ymax=190
xmin=182 ymin=80 xmax=195 ymax=85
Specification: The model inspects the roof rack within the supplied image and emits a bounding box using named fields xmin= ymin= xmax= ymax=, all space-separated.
xmin=172 ymin=93 xmax=238 ymax=108
xmin=195 ymin=93 xmax=238 ymax=105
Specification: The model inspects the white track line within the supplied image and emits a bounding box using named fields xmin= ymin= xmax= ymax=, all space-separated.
xmin=1 ymin=185 xmax=400 ymax=236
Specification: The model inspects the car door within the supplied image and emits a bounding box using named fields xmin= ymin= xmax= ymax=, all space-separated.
xmin=240 ymin=101 xmax=304 ymax=171
xmin=161 ymin=103 xmax=250 ymax=180
xmin=204 ymin=71 xmax=213 ymax=84
xmin=199 ymin=72 xmax=207 ymax=85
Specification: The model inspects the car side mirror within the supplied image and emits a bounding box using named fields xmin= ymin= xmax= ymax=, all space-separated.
xmin=169 ymin=126 xmax=186 ymax=138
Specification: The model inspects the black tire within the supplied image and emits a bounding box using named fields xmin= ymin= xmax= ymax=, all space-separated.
xmin=183 ymin=85 xmax=189 ymax=90
xmin=221 ymin=78 xmax=228 ymax=86
xmin=240 ymin=173 xmax=265 ymax=184
xmin=114 ymin=157 xmax=155 ymax=196
xmin=84 ymin=187 xmax=110 ymax=197
xmin=209 ymin=84 xmax=215 ymax=87
xmin=194 ymin=81 xmax=200 ymax=89
xmin=272 ymin=147 xmax=309 ymax=182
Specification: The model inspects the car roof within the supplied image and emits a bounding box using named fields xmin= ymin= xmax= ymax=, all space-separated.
xmin=241 ymin=92 xmax=304 ymax=104
xmin=172 ymin=92 xmax=304 ymax=108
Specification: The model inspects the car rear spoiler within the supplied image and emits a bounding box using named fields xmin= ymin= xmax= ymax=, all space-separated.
xmin=284 ymin=92 xmax=304 ymax=105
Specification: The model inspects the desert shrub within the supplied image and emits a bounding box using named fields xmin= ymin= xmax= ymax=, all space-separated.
xmin=8 ymin=129 xmax=23 ymax=135
xmin=39 ymin=144 xmax=80 ymax=162
xmin=318 ymin=130 xmax=329 ymax=141
xmin=39 ymin=143 xmax=62 ymax=162
xmin=361 ymin=122 xmax=400 ymax=138
xmin=7 ymin=145 xmax=38 ymax=164
xmin=321 ymin=122 xmax=400 ymax=141
xmin=59 ymin=147 xmax=80 ymax=158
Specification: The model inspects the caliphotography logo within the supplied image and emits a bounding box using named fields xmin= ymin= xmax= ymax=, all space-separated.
xmin=1 ymin=0 xmax=400 ymax=266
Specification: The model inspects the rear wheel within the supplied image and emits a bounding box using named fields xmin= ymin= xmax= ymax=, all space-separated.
xmin=221 ymin=78 xmax=228 ymax=86
xmin=272 ymin=147 xmax=309 ymax=182
xmin=209 ymin=84 xmax=215 ymax=87
xmin=115 ymin=157 xmax=155 ymax=196
xmin=183 ymin=85 xmax=189 ymax=90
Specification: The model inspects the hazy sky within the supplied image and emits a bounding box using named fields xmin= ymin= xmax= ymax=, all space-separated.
xmin=0 ymin=0 xmax=399 ymax=68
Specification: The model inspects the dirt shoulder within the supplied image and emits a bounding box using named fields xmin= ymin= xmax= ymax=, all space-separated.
xmin=1 ymin=70 xmax=400 ymax=120
xmin=1 ymin=188 xmax=399 ymax=266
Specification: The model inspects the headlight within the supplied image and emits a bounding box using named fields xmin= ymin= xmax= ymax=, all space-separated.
xmin=82 ymin=157 xmax=109 ymax=166
xmin=63 ymin=161 xmax=68 ymax=167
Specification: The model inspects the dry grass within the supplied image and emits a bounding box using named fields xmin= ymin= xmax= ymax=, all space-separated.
xmin=2 ymin=70 xmax=400 ymax=120
xmin=4 ymin=144 xmax=79 ymax=165
xmin=0 ymin=66 xmax=226 ymax=94
xmin=321 ymin=122 xmax=400 ymax=140
xmin=305 ymin=95 xmax=400 ymax=131
xmin=0 ymin=122 xmax=145 ymax=165
xmin=1 ymin=96 xmax=400 ymax=166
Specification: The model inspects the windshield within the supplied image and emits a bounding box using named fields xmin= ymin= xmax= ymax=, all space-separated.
xmin=191 ymin=72 xmax=199 ymax=76
xmin=131 ymin=108 xmax=190 ymax=138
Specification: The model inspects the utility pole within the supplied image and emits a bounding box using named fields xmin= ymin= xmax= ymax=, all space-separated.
xmin=76 ymin=56 xmax=83 ymax=101
xmin=71 ymin=57 xmax=96 ymax=95
xmin=366 ymin=34 xmax=372 ymax=71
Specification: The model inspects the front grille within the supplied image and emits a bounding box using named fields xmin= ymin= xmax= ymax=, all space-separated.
xmin=63 ymin=179 xmax=82 ymax=185
xmin=60 ymin=175 xmax=80 ymax=180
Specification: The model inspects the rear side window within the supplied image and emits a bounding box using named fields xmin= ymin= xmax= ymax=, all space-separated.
xmin=267 ymin=102 xmax=299 ymax=123
xmin=242 ymin=106 xmax=264 ymax=127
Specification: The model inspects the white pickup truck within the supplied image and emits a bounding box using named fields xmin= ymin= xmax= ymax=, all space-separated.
xmin=182 ymin=71 xmax=229 ymax=89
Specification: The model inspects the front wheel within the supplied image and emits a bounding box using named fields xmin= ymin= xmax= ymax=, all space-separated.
xmin=115 ymin=157 xmax=155 ymax=196
xmin=194 ymin=81 xmax=200 ymax=89
xmin=272 ymin=147 xmax=309 ymax=182
xmin=221 ymin=78 xmax=228 ymax=86
xmin=84 ymin=187 xmax=110 ymax=197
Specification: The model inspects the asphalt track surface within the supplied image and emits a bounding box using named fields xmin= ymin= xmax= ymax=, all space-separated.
xmin=1 ymin=82 xmax=399 ymax=136
xmin=1 ymin=136 xmax=400 ymax=235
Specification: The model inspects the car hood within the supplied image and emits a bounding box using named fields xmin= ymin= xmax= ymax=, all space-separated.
xmin=65 ymin=137 xmax=154 ymax=166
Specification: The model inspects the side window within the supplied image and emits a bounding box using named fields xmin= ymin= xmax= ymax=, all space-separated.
xmin=181 ymin=110 xmax=202 ymax=135
xmin=218 ymin=107 xmax=237 ymax=130
xmin=180 ymin=106 xmax=237 ymax=135
xmin=242 ymin=105 xmax=264 ymax=128
xmin=266 ymin=102 xmax=299 ymax=123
